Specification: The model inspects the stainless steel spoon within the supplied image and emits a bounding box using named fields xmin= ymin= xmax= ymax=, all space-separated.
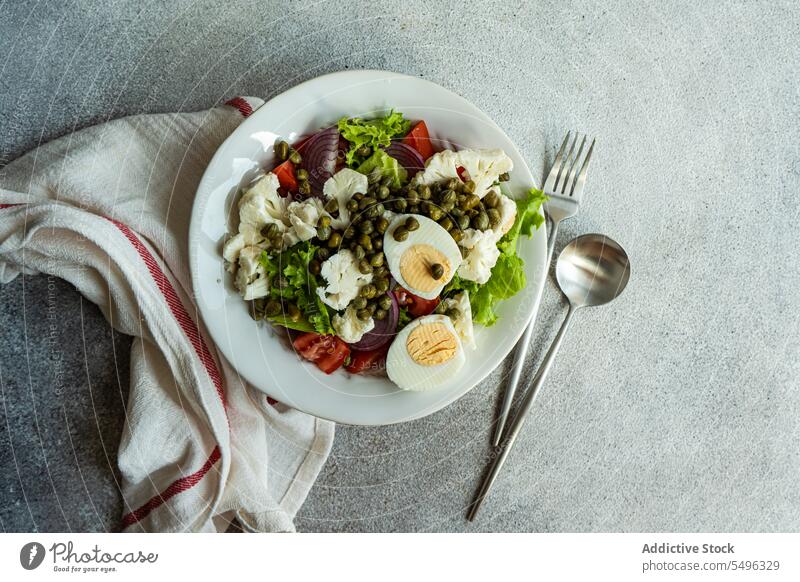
xmin=467 ymin=233 xmax=631 ymax=521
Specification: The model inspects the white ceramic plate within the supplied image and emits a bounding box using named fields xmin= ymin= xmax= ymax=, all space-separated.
xmin=189 ymin=70 xmax=547 ymax=425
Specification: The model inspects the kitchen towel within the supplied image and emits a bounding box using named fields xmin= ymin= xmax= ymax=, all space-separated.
xmin=0 ymin=97 xmax=334 ymax=532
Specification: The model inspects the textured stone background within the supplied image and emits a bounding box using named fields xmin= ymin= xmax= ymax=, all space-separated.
xmin=1 ymin=0 xmax=798 ymax=532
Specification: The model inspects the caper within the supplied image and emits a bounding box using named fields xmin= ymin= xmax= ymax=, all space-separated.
xmin=359 ymin=234 xmax=373 ymax=250
xmin=429 ymin=207 xmax=443 ymax=221
xmin=324 ymin=198 xmax=339 ymax=214
xmin=317 ymin=248 xmax=330 ymax=260
xmin=376 ymin=217 xmax=390 ymax=234
xmin=298 ymin=180 xmax=311 ymax=196
xmin=359 ymin=220 xmax=374 ymax=235
xmin=288 ymin=149 xmax=302 ymax=165
xmin=393 ymin=226 xmax=409 ymax=242
xmin=318 ymin=215 xmax=332 ymax=229
xmin=270 ymin=234 xmax=283 ymax=249
xmin=405 ymin=216 xmax=420 ymax=231
xmin=373 ymin=266 xmax=388 ymax=278
xmin=445 ymin=307 xmax=461 ymax=320
xmin=499 ymin=172 xmax=510 ymax=182
xmin=359 ymin=196 xmax=376 ymax=210
xmin=367 ymin=302 xmax=377 ymax=315
xmin=378 ymin=185 xmax=390 ymax=200
xmin=353 ymin=297 xmax=368 ymax=310
xmin=317 ymin=225 xmax=331 ymax=241
xmin=372 ymin=236 xmax=383 ymax=251
xmin=357 ymin=309 xmax=371 ymax=322
xmin=360 ymin=284 xmax=377 ymax=299
xmin=407 ymin=189 xmax=419 ymax=203
xmin=378 ymin=295 xmax=393 ymax=310
xmin=354 ymin=245 xmax=366 ymax=260
xmin=450 ymin=229 xmax=464 ymax=243
xmin=457 ymin=214 xmax=471 ymax=230
xmin=358 ymin=260 xmax=372 ymax=275
xmin=484 ymin=190 xmax=500 ymax=208
xmin=381 ymin=175 xmax=394 ymax=187
xmin=463 ymin=194 xmax=480 ymax=210
xmin=374 ymin=308 xmax=388 ymax=321
xmin=370 ymin=253 xmax=384 ymax=267
xmin=439 ymin=217 xmax=453 ymax=231
xmin=431 ymin=263 xmax=445 ymax=280
xmin=347 ymin=199 xmax=359 ymax=213
xmin=293 ymin=168 xmax=307 ymax=182
xmin=375 ymin=278 xmax=390 ymax=293
xmin=287 ymin=303 xmax=301 ymax=322
xmin=407 ymin=204 xmax=419 ymax=215
xmin=472 ymin=212 xmax=490 ymax=230
xmin=487 ymin=208 xmax=501 ymax=227
xmin=442 ymin=189 xmax=457 ymax=204
xmin=343 ymin=226 xmax=356 ymax=239
xmin=394 ymin=198 xmax=408 ymax=212
xmin=274 ymin=140 xmax=289 ymax=161
xmin=265 ymin=300 xmax=282 ymax=317
xmin=462 ymin=180 xmax=477 ymax=194
xmin=353 ymin=192 xmax=364 ymax=202
xmin=356 ymin=145 xmax=372 ymax=158
xmin=327 ymin=231 xmax=342 ymax=248
xmin=366 ymin=204 xmax=381 ymax=219
xmin=261 ymin=223 xmax=279 ymax=238
xmin=441 ymin=201 xmax=454 ymax=213
xmin=418 ymin=185 xmax=432 ymax=200
xmin=309 ymin=259 xmax=321 ymax=276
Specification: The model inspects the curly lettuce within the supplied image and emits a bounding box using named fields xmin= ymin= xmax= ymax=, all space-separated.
xmin=446 ymin=188 xmax=548 ymax=326
xmin=338 ymin=111 xmax=411 ymax=167
xmin=259 ymin=241 xmax=334 ymax=335
xmin=356 ymin=149 xmax=407 ymax=189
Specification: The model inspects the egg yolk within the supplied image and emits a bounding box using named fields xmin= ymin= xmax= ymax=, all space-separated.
xmin=399 ymin=244 xmax=451 ymax=294
xmin=405 ymin=322 xmax=457 ymax=366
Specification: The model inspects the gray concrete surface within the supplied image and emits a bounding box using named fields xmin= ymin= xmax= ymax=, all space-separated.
xmin=1 ymin=0 xmax=798 ymax=532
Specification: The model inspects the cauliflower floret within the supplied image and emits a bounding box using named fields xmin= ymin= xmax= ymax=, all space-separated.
xmin=493 ymin=189 xmax=517 ymax=237
xmin=323 ymin=169 xmax=368 ymax=229
xmin=413 ymin=149 xmax=513 ymax=199
xmin=222 ymin=233 xmax=247 ymax=272
xmin=332 ymin=305 xmax=375 ymax=344
xmin=440 ymin=291 xmax=476 ymax=349
xmin=316 ymin=249 xmax=373 ymax=310
xmin=458 ymin=229 xmax=501 ymax=284
xmin=237 ymin=173 xmax=289 ymax=245
xmin=286 ymin=198 xmax=327 ymax=244
xmin=234 ymin=246 xmax=269 ymax=300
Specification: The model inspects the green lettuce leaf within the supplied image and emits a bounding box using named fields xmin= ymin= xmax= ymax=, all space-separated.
xmin=259 ymin=242 xmax=334 ymax=335
xmin=356 ymin=149 xmax=407 ymax=188
xmin=445 ymin=188 xmax=547 ymax=326
xmin=338 ymin=111 xmax=411 ymax=167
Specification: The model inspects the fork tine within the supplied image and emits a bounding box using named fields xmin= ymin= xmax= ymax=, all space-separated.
xmin=562 ymin=135 xmax=587 ymax=196
xmin=569 ymin=137 xmax=596 ymax=199
xmin=543 ymin=131 xmax=571 ymax=192
xmin=556 ymin=132 xmax=579 ymax=194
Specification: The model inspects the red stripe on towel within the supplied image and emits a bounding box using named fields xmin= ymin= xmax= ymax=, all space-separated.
xmin=224 ymin=97 xmax=253 ymax=117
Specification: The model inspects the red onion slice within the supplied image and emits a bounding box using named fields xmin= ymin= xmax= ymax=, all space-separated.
xmin=385 ymin=141 xmax=425 ymax=175
xmin=351 ymin=292 xmax=400 ymax=351
xmin=299 ymin=126 xmax=339 ymax=195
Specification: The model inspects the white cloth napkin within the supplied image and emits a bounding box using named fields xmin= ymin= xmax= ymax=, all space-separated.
xmin=0 ymin=97 xmax=335 ymax=532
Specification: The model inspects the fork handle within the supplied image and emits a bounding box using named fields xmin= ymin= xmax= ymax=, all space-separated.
xmin=468 ymin=304 xmax=577 ymax=521
xmin=491 ymin=217 xmax=561 ymax=446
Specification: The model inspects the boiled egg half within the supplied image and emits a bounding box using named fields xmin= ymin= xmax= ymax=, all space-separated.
xmin=383 ymin=214 xmax=462 ymax=300
xmin=386 ymin=314 xmax=465 ymax=391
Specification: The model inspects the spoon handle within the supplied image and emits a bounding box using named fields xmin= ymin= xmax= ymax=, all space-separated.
xmin=467 ymin=305 xmax=578 ymax=521
xmin=492 ymin=218 xmax=562 ymax=446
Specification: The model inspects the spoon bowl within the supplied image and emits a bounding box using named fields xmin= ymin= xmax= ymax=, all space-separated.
xmin=556 ymin=233 xmax=631 ymax=308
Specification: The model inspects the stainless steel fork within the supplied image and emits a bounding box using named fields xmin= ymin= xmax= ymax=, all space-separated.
xmin=491 ymin=132 xmax=596 ymax=446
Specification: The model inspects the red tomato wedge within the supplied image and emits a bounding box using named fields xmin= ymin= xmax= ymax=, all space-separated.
xmin=292 ymin=332 xmax=350 ymax=374
xmin=393 ymin=286 xmax=440 ymax=318
xmin=345 ymin=346 xmax=389 ymax=374
xmin=273 ymin=159 xmax=298 ymax=192
xmin=402 ymin=120 xmax=435 ymax=161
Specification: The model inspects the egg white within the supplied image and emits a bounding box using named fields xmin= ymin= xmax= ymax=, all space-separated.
xmin=387 ymin=314 xmax=465 ymax=391
xmin=383 ymin=214 xmax=462 ymax=300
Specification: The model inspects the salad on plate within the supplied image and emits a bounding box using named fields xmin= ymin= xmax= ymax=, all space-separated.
xmin=222 ymin=111 xmax=546 ymax=391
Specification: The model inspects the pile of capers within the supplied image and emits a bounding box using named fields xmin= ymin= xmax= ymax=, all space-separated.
xmin=274 ymin=140 xmax=312 ymax=197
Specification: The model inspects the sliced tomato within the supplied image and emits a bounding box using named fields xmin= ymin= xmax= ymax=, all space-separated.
xmin=273 ymin=159 xmax=298 ymax=192
xmin=402 ymin=120 xmax=435 ymax=161
xmin=345 ymin=347 xmax=389 ymax=374
xmin=292 ymin=332 xmax=350 ymax=375
xmin=393 ymin=286 xmax=440 ymax=318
